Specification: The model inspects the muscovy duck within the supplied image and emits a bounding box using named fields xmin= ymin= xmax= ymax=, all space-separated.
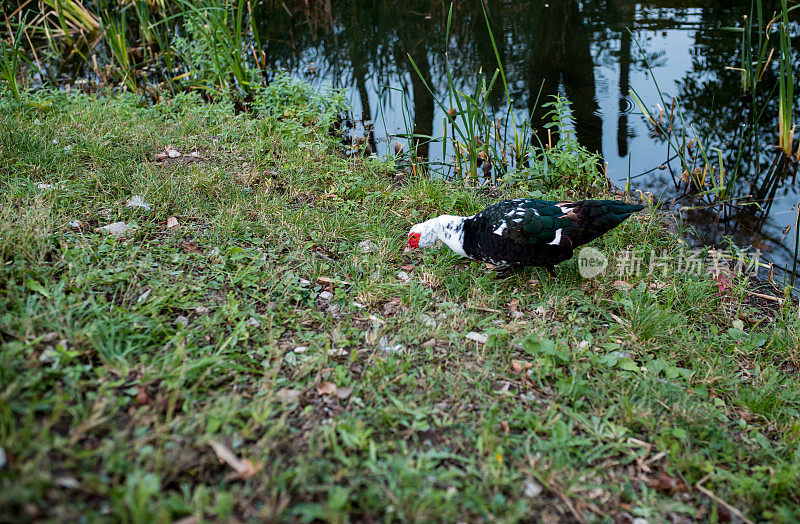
xmin=404 ymin=199 xmax=645 ymax=272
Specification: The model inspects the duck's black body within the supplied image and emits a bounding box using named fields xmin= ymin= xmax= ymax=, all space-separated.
xmin=460 ymin=199 xmax=644 ymax=270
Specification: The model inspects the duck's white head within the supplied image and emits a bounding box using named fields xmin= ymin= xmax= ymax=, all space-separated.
xmin=404 ymin=215 xmax=467 ymax=257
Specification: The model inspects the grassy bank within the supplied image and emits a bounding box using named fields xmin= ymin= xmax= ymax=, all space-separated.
xmin=1 ymin=86 xmax=799 ymax=522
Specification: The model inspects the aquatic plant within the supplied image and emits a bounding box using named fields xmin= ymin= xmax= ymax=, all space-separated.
xmin=174 ymin=0 xmax=261 ymax=102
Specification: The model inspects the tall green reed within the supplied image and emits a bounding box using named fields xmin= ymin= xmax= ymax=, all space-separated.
xmin=0 ymin=17 xmax=33 ymax=102
xmin=100 ymin=8 xmax=138 ymax=94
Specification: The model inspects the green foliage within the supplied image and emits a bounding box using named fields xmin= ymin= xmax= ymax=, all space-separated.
xmin=501 ymin=95 xmax=606 ymax=192
xmin=252 ymin=73 xmax=347 ymax=134
xmin=1 ymin=87 xmax=799 ymax=522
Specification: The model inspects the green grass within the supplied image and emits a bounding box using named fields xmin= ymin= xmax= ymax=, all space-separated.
xmin=1 ymin=86 xmax=799 ymax=522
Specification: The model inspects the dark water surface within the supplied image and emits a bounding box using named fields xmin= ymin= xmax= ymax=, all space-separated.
xmin=253 ymin=0 xmax=799 ymax=277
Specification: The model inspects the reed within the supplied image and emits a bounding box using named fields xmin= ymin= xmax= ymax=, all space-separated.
xmin=100 ymin=9 xmax=138 ymax=93
xmin=0 ymin=17 xmax=33 ymax=102
xmin=776 ymin=0 xmax=795 ymax=157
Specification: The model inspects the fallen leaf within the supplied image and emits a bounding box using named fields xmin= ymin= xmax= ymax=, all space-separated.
xmin=95 ymin=221 xmax=131 ymax=237
xmin=399 ymin=264 xmax=415 ymax=271
xmin=358 ymin=240 xmax=379 ymax=254
xmin=508 ymin=299 xmax=520 ymax=313
xmin=37 ymin=183 xmax=53 ymax=189
xmin=396 ymin=271 xmax=411 ymax=282
xmin=644 ymin=471 xmax=688 ymax=494
xmin=166 ymin=216 xmax=180 ymax=229
xmin=613 ymin=280 xmax=633 ymax=291
xmin=124 ymin=195 xmax=151 ymax=211
xmin=136 ymin=288 xmax=152 ymax=304
xmin=181 ymin=241 xmax=202 ymax=254
xmin=275 ymin=388 xmax=301 ymax=403
xmin=208 ymin=440 xmax=261 ymax=481
xmin=316 ymin=382 xmax=337 ymax=396
xmin=499 ymin=421 xmax=510 ymax=435
xmin=335 ymin=386 xmax=353 ymax=400
xmin=135 ymin=386 xmax=154 ymax=407
xmin=421 ymin=338 xmax=436 ymax=348
xmin=166 ymin=146 xmax=181 ymax=158
xmin=512 ymin=360 xmax=533 ymax=373
xmin=465 ymin=332 xmax=488 ymax=344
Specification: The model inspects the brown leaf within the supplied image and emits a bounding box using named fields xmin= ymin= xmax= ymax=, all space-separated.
xmin=399 ymin=264 xmax=415 ymax=271
xmin=316 ymin=382 xmax=337 ymax=396
xmin=644 ymin=471 xmax=688 ymax=494
xmin=208 ymin=440 xmax=262 ymax=481
xmin=135 ymin=386 xmax=154 ymax=407
xmin=166 ymin=216 xmax=180 ymax=229
xmin=512 ymin=360 xmax=533 ymax=373
xmin=181 ymin=241 xmax=202 ymax=254
xmin=613 ymin=280 xmax=633 ymax=291
xmin=275 ymin=388 xmax=301 ymax=403
xmin=499 ymin=421 xmax=510 ymax=435
xmin=508 ymin=299 xmax=520 ymax=313
xmin=421 ymin=338 xmax=436 ymax=348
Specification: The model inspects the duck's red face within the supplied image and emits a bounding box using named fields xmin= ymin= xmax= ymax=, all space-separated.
xmin=405 ymin=232 xmax=421 ymax=252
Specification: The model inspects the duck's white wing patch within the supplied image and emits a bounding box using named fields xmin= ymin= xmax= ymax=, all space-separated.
xmin=493 ymin=222 xmax=508 ymax=235
xmin=548 ymin=228 xmax=563 ymax=245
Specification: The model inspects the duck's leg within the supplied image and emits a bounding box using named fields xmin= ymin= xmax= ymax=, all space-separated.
xmin=492 ymin=265 xmax=516 ymax=279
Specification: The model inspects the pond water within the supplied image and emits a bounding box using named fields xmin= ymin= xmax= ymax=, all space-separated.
xmin=252 ymin=0 xmax=799 ymax=279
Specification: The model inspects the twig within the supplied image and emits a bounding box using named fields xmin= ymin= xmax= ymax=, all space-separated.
xmin=744 ymin=289 xmax=784 ymax=303
xmin=695 ymin=474 xmax=754 ymax=524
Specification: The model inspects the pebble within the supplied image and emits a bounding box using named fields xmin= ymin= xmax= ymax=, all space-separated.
xmin=319 ymin=291 xmax=333 ymax=300
xmin=419 ymin=313 xmax=436 ymax=328
xmin=175 ymin=315 xmax=189 ymax=328
xmin=396 ymin=271 xmax=410 ymax=282
xmin=195 ymin=306 xmax=209 ymax=315
xmin=465 ymin=332 xmax=488 ymax=344
xmin=293 ymin=346 xmax=308 ymax=353
xmin=379 ymin=336 xmax=404 ymax=353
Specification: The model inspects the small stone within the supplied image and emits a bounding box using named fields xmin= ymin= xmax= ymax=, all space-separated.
xmin=524 ymin=479 xmax=543 ymax=498
xmin=166 ymin=216 xmax=179 ymax=229
xmin=466 ymin=332 xmax=488 ymax=344
xmin=293 ymin=346 xmax=308 ymax=353
xmin=327 ymin=348 xmax=347 ymax=357
xmin=246 ymin=317 xmax=260 ymax=327
xmin=37 ymin=183 xmax=53 ymax=189
xmin=54 ymin=476 xmax=80 ymax=489
xmin=421 ymin=338 xmax=436 ymax=348
xmin=166 ymin=147 xmax=181 ymax=158
xmin=352 ymin=301 xmax=365 ymax=309
xmin=358 ymin=240 xmax=379 ymax=254
xmin=68 ymin=220 xmax=82 ymax=229
xmin=195 ymin=306 xmax=209 ymax=315
xmin=299 ymin=278 xmax=311 ymax=285
xmin=396 ymin=271 xmax=410 ymax=282
xmin=124 ymin=195 xmax=151 ymax=211
xmin=632 ymin=519 xmax=649 ymax=524
xmin=175 ymin=315 xmax=189 ymax=328
xmin=319 ymin=291 xmax=333 ymax=300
